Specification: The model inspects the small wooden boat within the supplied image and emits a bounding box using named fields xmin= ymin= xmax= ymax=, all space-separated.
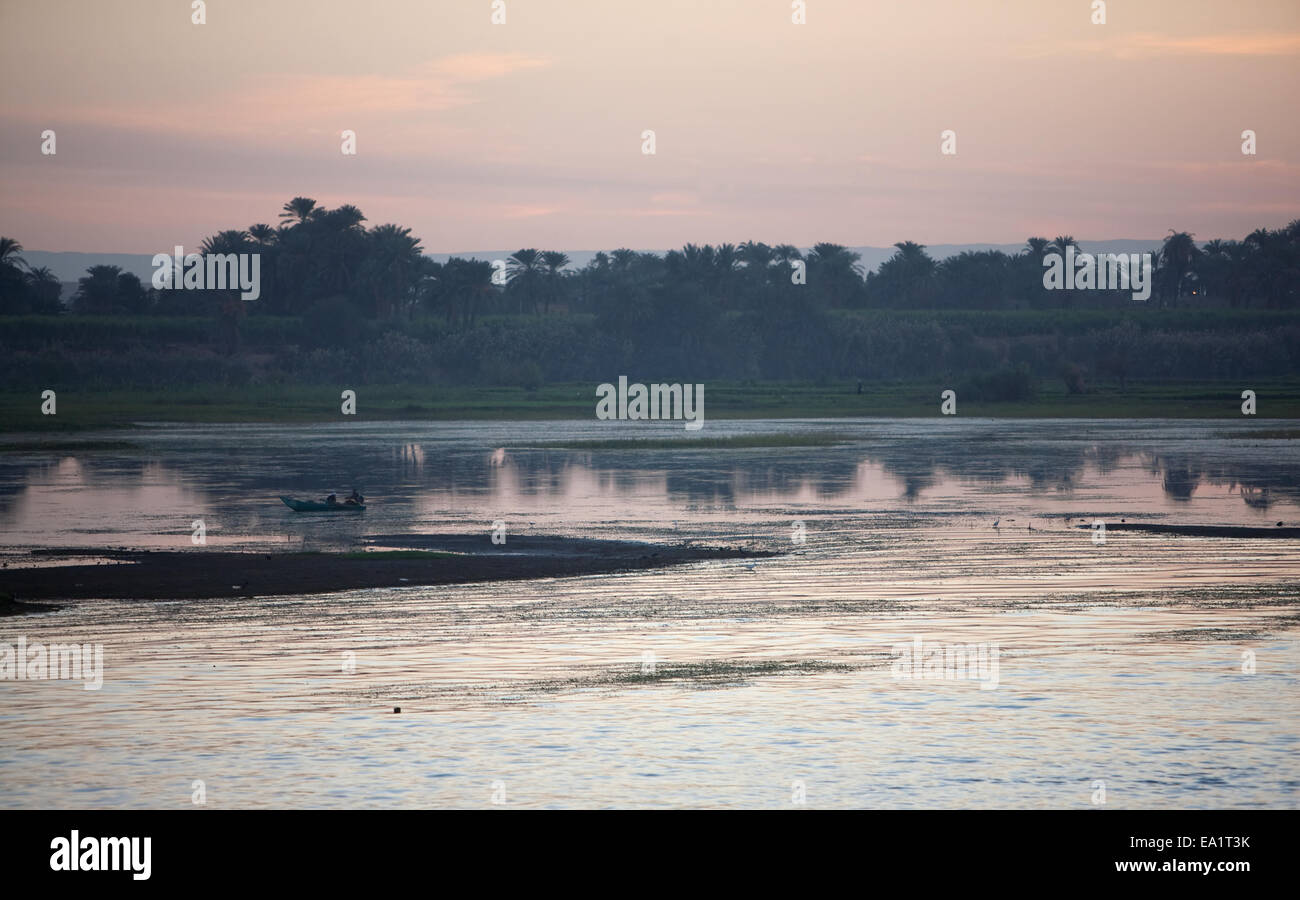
xmin=280 ymin=495 xmax=366 ymax=512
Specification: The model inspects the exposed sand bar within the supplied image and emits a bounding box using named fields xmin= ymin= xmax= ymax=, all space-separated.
xmin=1077 ymin=523 xmax=1300 ymax=538
xmin=1 ymin=535 xmax=774 ymax=604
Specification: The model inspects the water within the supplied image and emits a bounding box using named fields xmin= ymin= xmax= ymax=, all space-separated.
xmin=1 ymin=418 xmax=1297 ymax=808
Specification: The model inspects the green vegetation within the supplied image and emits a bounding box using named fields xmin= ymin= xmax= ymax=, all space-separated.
xmin=1215 ymin=429 xmax=1300 ymax=439
xmin=0 ymin=439 xmax=138 ymax=451
xmin=531 ymin=432 xmax=854 ymax=450
xmin=2 ymin=206 xmax=1297 ymax=431
xmin=610 ymin=658 xmax=859 ymax=686
xmin=3 ymin=379 xmax=1297 ymax=432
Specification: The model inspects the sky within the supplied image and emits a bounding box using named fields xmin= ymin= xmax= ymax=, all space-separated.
xmin=1 ymin=0 xmax=1297 ymax=254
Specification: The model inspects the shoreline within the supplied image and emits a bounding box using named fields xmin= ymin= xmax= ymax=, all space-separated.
xmin=4 ymin=379 xmax=1300 ymax=432
xmin=1076 ymin=523 xmax=1300 ymax=538
xmin=0 ymin=535 xmax=775 ymax=608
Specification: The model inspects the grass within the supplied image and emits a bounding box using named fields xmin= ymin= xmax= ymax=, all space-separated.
xmin=1214 ymin=429 xmax=1300 ymax=439
xmin=1 ymin=378 xmax=1298 ymax=433
xmin=530 ymin=432 xmax=854 ymax=450
xmin=608 ymin=659 xmax=860 ymax=686
xmin=0 ymin=439 xmax=138 ymax=452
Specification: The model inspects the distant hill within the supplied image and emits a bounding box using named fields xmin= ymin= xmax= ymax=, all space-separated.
xmin=23 ymin=241 xmax=1169 ymax=283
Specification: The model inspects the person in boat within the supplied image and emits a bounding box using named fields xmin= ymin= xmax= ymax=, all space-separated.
xmin=345 ymin=489 xmax=363 ymax=506
xmin=325 ymin=493 xmax=338 ymax=506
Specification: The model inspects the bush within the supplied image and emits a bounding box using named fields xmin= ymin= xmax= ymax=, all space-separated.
xmin=960 ymin=364 xmax=1035 ymax=402
xmin=301 ymin=296 xmax=372 ymax=348
xmin=1062 ymin=362 xmax=1087 ymax=394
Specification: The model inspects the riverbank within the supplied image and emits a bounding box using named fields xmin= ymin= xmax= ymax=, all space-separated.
xmin=0 ymin=536 xmax=775 ymax=605
xmin=4 ymin=378 xmax=1299 ymax=432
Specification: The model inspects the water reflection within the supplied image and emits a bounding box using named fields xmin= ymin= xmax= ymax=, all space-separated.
xmin=0 ymin=420 xmax=1297 ymax=551
xmin=1 ymin=419 xmax=1297 ymax=809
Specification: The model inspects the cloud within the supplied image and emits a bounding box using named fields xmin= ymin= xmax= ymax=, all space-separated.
xmin=1028 ymin=32 xmax=1300 ymax=59
xmin=13 ymin=53 xmax=550 ymax=142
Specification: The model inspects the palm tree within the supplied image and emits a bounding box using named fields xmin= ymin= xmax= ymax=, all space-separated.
xmin=1048 ymin=235 xmax=1077 ymax=257
xmin=1159 ymin=230 xmax=1198 ymax=306
xmin=279 ymin=197 xmax=319 ymax=225
xmin=247 ymin=224 xmax=278 ymax=247
xmin=805 ymin=243 xmax=866 ymax=308
xmin=440 ymin=257 xmax=494 ymax=327
xmin=540 ymin=251 xmax=570 ymax=313
xmin=610 ymin=248 xmax=637 ymax=271
xmin=1045 ymin=236 xmax=1078 ymax=307
xmin=363 ymin=224 xmax=424 ymax=319
xmin=738 ymin=240 xmax=774 ymax=273
xmin=316 ymin=205 xmax=369 ymax=294
xmin=324 ymin=204 xmax=367 ymax=230
xmin=869 ymin=242 xmax=933 ymax=308
xmin=25 ymin=266 xmax=62 ymax=312
xmin=73 ymin=265 xmax=126 ymax=314
xmin=506 ymin=249 xmax=545 ymax=314
xmin=1024 ymin=237 xmax=1050 ymax=258
xmin=0 ymin=237 xmax=26 ymax=271
xmin=199 ymin=230 xmax=251 ymax=256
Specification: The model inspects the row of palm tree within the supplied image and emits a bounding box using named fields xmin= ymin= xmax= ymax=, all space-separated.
xmin=196 ymin=197 xmax=426 ymax=318
xmin=504 ymin=249 xmax=570 ymax=314
xmin=3 ymin=214 xmax=1296 ymax=320
xmin=0 ymin=238 xmax=64 ymax=314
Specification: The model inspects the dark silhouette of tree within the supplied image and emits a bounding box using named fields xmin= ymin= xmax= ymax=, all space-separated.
xmin=73 ymin=265 xmax=148 ymax=314
xmin=1157 ymin=230 xmax=1199 ymax=307
xmin=507 ymin=248 xmax=544 ymax=314
xmin=806 ymin=242 xmax=865 ymax=307
xmin=361 ymin=224 xmax=424 ymax=319
xmin=279 ymin=197 xmax=319 ymax=225
xmin=0 ymin=237 xmax=32 ymax=313
xmin=25 ymin=266 xmax=63 ymax=313
xmin=540 ymin=251 xmax=570 ymax=314
xmin=867 ymin=241 xmax=935 ymax=308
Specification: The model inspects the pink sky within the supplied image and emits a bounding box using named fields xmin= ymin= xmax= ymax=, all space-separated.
xmin=1 ymin=0 xmax=1297 ymax=253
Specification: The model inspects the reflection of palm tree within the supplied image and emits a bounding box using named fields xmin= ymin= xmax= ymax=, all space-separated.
xmin=1239 ymin=486 xmax=1273 ymax=509
xmin=1161 ymin=465 xmax=1199 ymax=500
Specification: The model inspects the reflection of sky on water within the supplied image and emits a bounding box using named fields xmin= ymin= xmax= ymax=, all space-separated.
xmin=0 ymin=419 xmax=1297 ymax=809
xmin=0 ymin=419 xmax=1297 ymax=551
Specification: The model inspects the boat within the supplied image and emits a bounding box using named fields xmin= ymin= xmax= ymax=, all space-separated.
xmin=280 ymin=495 xmax=366 ymax=512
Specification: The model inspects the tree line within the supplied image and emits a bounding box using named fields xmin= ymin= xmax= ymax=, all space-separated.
xmin=1 ymin=200 xmax=1296 ymax=321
